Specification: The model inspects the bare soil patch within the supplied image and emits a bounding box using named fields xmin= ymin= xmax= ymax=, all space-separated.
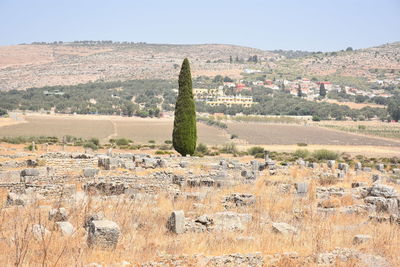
xmin=227 ymin=122 xmax=400 ymax=146
xmin=0 ymin=114 xmax=230 ymax=145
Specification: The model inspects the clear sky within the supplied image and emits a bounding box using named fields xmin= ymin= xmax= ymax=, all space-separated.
xmin=0 ymin=0 xmax=399 ymax=51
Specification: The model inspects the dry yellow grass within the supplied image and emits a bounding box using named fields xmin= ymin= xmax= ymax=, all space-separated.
xmin=0 ymin=168 xmax=398 ymax=266
xmin=324 ymin=99 xmax=385 ymax=110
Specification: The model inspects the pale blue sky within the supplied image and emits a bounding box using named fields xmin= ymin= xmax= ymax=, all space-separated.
xmin=0 ymin=0 xmax=399 ymax=51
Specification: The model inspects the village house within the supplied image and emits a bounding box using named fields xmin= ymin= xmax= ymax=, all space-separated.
xmin=207 ymin=94 xmax=254 ymax=107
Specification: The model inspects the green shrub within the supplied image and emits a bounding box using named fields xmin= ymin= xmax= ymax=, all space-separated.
xmin=0 ymin=136 xmax=58 ymax=145
xmin=26 ymin=144 xmax=37 ymax=151
xmin=254 ymin=153 xmax=265 ymax=158
xmin=196 ymin=143 xmax=209 ymax=155
xmin=88 ymin=138 xmax=100 ymax=146
xmin=248 ymin=146 xmax=265 ymax=156
xmin=230 ymin=134 xmax=238 ymax=139
xmin=115 ymin=138 xmax=130 ymax=146
xmin=312 ymin=149 xmax=339 ymax=160
xmin=148 ymin=140 xmax=155 ymax=144
xmin=159 ymin=144 xmax=172 ymax=150
xmin=358 ymin=125 xmax=366 ymax=130
xmin=297 ymin=142 xmax=308 ymax=147
xmin=293 ymin=149 xmax=310 ymax=159
xmin=312 ymin=115 xmax=321 ymax=121
xmin=164 ymin=140 xmax=172 ymax=144
xmin=83 ymin=142 xmax=98 ymax=151
xmin=220 ymin=143 xmax=238 ymax=154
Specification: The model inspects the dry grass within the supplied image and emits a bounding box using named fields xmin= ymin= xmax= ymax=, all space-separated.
xmin=324 ymin=99 xmax=385 ymax=110
xmin=0 ymin=168 xmax=398 ymax=266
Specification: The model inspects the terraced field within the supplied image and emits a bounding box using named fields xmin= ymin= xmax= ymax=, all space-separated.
xmin=0 ymin=114 xmax=230 ymax=145
xmin=1 ymin=114 xmax=400 ymax=149
xmin=227 ymin=122 xmax=400 ymax=146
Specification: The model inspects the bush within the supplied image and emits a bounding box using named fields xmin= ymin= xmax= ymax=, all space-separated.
xmin=0 ymin=136 xmax=58 ymax=145
xmin=254 ymin=153 xmax=264 ymax=158
xmin=312 ymin=149 xmax=339 ymax=160
xmin=230 ymin=134 xmax=238 ymax=139
xmin=88 ymin=138 xmax=100 ymax=146
xmin=358 ymin=125 xmax=366 ymax=130
xmin=83 ymin=142 xmax=98 ymax=151
xmin=164 ymin=140 xmax=172 ymax=144
xmin=220 ymin=143 xmax=238 ymax=155
xmin=197 ymin=117 xmax=227 ymax=129
xmin=312 ymin=115 xmax=321 ymax=121
xmin=115 ymin=138 xmax=130 ymax=146
xmin=155 ymin=150 xmax=173 ymax=155
xmin=196 ymin=143 xmax=209 ymax=155
xmin=297 ymin=142 xmax=308 ymax=147
xmin=158 ymin=144 xmax=172 ymax=150
xmin=0 ymin=108 xmax=7 ymax=117
xmin=148 ymin=140 xmax=155 ymax=144
xmin=293 ymin=149 xmax=310 ymax=159
xmin=248 ymin=146 xmax=265 ymax=156
xmin=26 ymin=144 xmax=37 ymax=151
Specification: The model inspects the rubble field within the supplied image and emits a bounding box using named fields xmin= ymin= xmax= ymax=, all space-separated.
xmin=0 ymin=145 xmax=399 ymax=266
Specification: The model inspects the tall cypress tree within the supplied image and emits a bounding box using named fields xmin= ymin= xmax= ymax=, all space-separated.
xmin=297 ymin=84 xmax=302 ymax=97
xmin=319 ymin=83 xmax=326 ymax=97
xmin=172 ymin=58 xmax=197 ymax=156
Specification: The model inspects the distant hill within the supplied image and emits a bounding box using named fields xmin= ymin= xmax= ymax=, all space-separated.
xmin=0 ymin=41 xmax=399 ymax=91
xmin=0 ymin=42 xmax=278 ymax=91
xmin=274 ymin=42 xmax=400 ymax=81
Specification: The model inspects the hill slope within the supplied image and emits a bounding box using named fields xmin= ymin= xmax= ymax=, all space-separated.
xmin=0 ymin=42 xmax=399 ymax=91
xmin=0 ymin=43 xmax=277 ymax=91
xmin=273 ymin=42 xmax=400 ymax=81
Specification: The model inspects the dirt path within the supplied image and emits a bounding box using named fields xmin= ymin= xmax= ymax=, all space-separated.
xmin=104 ymin=120 xmax=118 ymax=142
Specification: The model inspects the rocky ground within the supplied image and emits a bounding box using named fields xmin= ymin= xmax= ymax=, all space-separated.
xmin=0 ymin=144 xmax=399 ymax=266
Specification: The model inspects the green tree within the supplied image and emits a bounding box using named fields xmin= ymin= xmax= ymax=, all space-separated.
xmin=173 ymin=58 xmax=197 ymax=156
xmin=0 ymin=108 xmax=7 ymax=117
xmin=297 ymin=84 xmax=302 ymax=97
xmin=213 ymin=75 xmax=224 ymax=83
xmin=223 ymin=76 xmax=233 ymax=82
xmin=388 ymin=98 xmax=400 ymax=121
xmin=319 ymin=83 xmax=327 ymax=97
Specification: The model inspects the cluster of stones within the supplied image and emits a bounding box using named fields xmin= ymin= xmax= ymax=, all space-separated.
xmin=1 ymin=147 xmax=399 ymax=265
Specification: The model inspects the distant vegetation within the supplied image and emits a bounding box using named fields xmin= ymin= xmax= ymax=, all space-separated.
xmin=197 ymin=90 xmax=389 ymax=121
xmin=271 ymin=49 xmax=313 ymax=58
xmin=0 ymin=79 xmax=176 ymax=117
xmin=320 ymin=123 xmax=400 ymax=140
xmin=0 ymin=78 xmax=394 ymax=121
xmin=197 ymin=117 xmax=227 ymax=129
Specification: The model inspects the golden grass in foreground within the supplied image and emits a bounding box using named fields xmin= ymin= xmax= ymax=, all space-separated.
xmin=0 ymin=168 xmax=398 ymax=266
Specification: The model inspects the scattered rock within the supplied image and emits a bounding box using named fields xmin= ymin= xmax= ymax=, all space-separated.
xmin=48 ymin=208 xmax=68 ymax=222
xmin=87 ymin=220 xmax=120 ymax=249
xmin=32 ymin=224 xmax=50 ymax=240
xmin=353 ymin=234 xmax=372 ymax=245
xmin=83 ymin=168 xmax=99 ymax=178
xmin=55 ymin=221 xmax=75 ymax=236
xmin=271 ymin=222 xmax=298 ymax=235
xmin=166 ymin=210 xmax=185 ymax=234
xmin=223 ymin=193 xmax=256 ymax=208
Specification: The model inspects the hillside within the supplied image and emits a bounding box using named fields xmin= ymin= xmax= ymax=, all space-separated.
xmin=272 ymin=42 xmax=400 ymax=82
xmin=0 ymin=42 xmax=278 ymax=91
xmin=0 ymin=41 xmax=399 ymax=91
